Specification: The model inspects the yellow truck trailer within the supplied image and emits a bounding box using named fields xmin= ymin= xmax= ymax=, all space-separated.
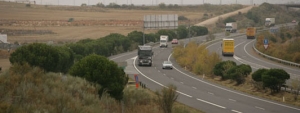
xmin=246 ymin=27 xmax=256 ymax=39
xmin=222 ymin=38 xmax=234 ymax=56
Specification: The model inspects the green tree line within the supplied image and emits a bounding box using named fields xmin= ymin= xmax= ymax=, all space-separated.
xmin=8 ymin=26 xmax=209 ymax=101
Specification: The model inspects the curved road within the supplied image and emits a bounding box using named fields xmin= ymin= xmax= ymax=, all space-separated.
xmin=109 ymin=32 xmax=300 ymax=113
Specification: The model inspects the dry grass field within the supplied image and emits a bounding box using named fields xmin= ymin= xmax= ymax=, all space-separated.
xmin=0 ymin=1 xmax=208 ymax=43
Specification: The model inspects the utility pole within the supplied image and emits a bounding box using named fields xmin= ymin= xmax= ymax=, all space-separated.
xmin=73 ymin=0 xmax=75 ymax=6
xmin=203 ymin=0 xmax=204 ymax=4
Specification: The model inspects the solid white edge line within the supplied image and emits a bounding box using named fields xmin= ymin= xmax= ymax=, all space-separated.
xmin=168 ymin=51 xmax=300 ymax=111
xmin=244 ymin=40 xmax=300 ymax=76
xmin=197 ymin=98 xmax=226 ymax=109
xmin=231 ymin=109 xmax=243 ymax=113
xmin=192 ymin=87 xmax=197 ymax=89
xmin=133 ymin=56 xmax=192 ymax=98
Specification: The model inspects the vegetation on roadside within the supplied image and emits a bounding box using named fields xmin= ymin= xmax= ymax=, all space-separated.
xmin=67 ymin=26 xmax=208 ymax=61
xmin=0 ymin=63 xmax=203 ymax=113
xmin=173 ymin=41 xmax=300 ymax=107
xmin=5 ymin=25 xmax=208 ymax=113
xmin=213 ymin=61 xmax=252 ymax=85
xmin=173 ymin=41 xmax=221 ymax=76
xmin=9 ymin=43 xmax=74 ymax=73
xmin=0 ymin=63 xmax=105 ymax=113
xmin=216 ymin=3 xmax=300 ymax=32
xmin=255 ymin=23 xmax=300 ymax=63
xmin=252 ymin=68 xmax=290 ymax=93
xmin=69 ymin=54 xmax=128 ymax=100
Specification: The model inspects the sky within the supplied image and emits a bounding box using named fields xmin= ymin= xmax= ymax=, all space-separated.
xmin=8 ymin=0 xmax=300 ymax=6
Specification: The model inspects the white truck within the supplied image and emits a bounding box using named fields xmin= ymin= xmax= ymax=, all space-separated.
xmin=225 ymin=22 xmax=237 ymax=33
xmin=160 ymin=35 xmax=168 ymax=48
xmin=265 ymin=18 xmax=275 ymax=27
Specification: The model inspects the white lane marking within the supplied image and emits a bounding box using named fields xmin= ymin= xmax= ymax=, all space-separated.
xmin=197 ymin=98 xmax=226 ymax=109
xmin=167 ymin=53 xmax=300 ymax=111
xmin=192 ymin=87 xmax=197 ymax=89
xmin=208 ymin=92 xmax=214 ymax=95
xmin=243 ymin=40 xmax=300 ymax=76
xmin=229 ymin=99 xmax=236 ymax=102
xmin=158 ymin=70 xmax=160 ymax=72
xmin=155 ymin=67 xmax=156 ymax=69
xmin=163 ymin=74 xmax=166 ymax=76
xmin=180 ymin=82 xmax=184 ymax=84
xmin=255 ymin=106 xmax=265 ymax=110
xmin=231 ymin=110 xmax=242 ymax=113
xmin=171 ymin=77 xmax=174 ymax=80
xmin=133 ymin=57 xmax=192 ymax=98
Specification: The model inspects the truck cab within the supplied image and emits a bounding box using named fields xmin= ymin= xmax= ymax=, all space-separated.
xmin=225 ymin=22 xmax=237 ymax=33
xmin=265 ymin=18 xmax=275 ymax=27
xmin=138 ymin=45 xmax=153 ymax=66
xmin=160 ymin=35 xmax=168 ymax=48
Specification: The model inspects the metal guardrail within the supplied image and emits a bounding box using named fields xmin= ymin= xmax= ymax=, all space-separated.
xmin=252 ymin=42 xmax=300 ymax=68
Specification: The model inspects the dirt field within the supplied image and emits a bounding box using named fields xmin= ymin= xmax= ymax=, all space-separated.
xmin=0 ymin=1 xmax=206 ymax=43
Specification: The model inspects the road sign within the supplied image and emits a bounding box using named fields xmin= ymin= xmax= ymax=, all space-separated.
xmin=264 ymin=38 xmax=268 ymax=49
xmin=134 ymin=74 xmax=139 ymax=88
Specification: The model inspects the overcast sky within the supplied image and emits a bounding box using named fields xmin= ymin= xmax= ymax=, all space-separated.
xmin=10 ymin=0 xmax=300 ymax=6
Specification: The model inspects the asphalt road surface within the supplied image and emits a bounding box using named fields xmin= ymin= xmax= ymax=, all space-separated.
xmin=109 ymin=27 xmax=300 ymax=113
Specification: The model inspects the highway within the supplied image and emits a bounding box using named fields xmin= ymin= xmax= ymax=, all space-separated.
xmin=109 ymin=31 xmax=300 ymax=113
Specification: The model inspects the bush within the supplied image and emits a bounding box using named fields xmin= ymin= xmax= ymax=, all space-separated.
xmin=0 ymin=63 xmax=104 ymax=113
xmin=25 ymin=4 xmax=31 ymax=7
xmin=156 ymin=85 xmax=178 ymax=113
xmin=69 ymin=54 xmax=128 ymax=100
xmin=68 ymin=18 xmax=74 ymax=22
xmin=178 ymin=16 xmax=188 ymax=21
xmin=213 ymin=60 xmax=236 ymax=80
xmin=223 ymin=17 xmax=236 ymax=24
xmin=262 ymin=69 xmax=290 ymax=93
xmin=252 ymin=68 xmax=268 ymax=82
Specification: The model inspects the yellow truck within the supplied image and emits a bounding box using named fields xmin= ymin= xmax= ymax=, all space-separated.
xmin=246 ymin=27 xmax=256 ymax=39
xmin=222 ymin=38 xmax=234 ymax=56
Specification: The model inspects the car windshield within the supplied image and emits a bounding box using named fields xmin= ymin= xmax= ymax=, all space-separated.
xmin=164 ymin=61 xmax=171 ymax=64
xmin=172 ymin=39 xmax=177 ymax=41
xmin=160 ymin=40 xmax=167 ymax=42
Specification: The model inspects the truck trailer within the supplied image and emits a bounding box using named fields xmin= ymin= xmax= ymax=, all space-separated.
xmin=225 ymin=22 xmax=237 ymax=33
xmin=160 ymin=35 xmax=168 ymax=48
xmin=222 ymin=38 xmax=234 ymax=56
